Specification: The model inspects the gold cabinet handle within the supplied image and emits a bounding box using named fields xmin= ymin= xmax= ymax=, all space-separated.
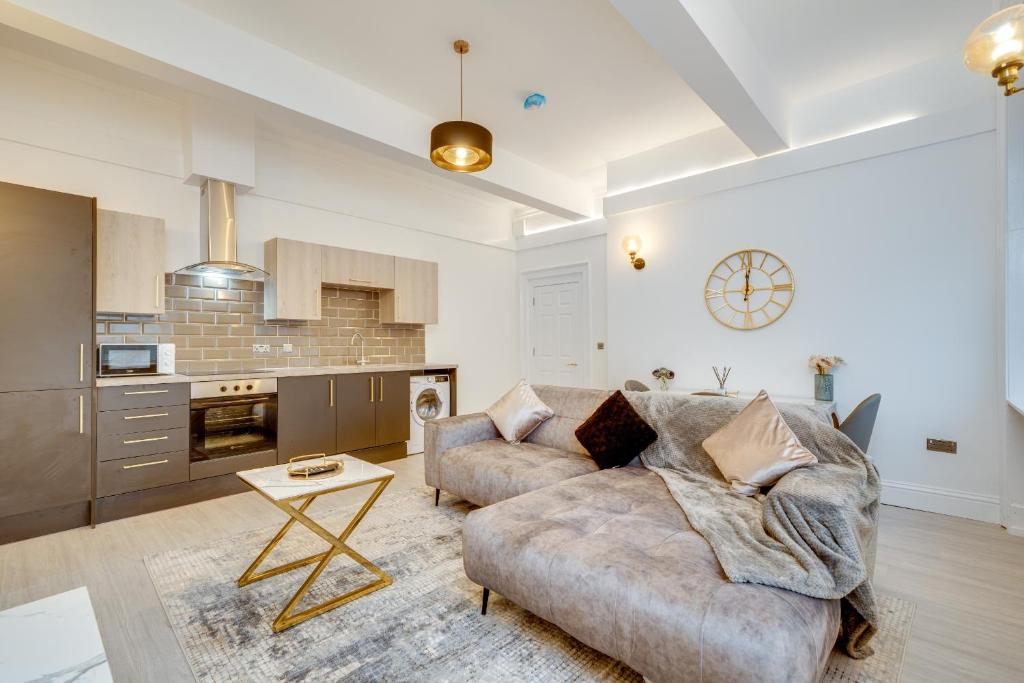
xmin=122 ymin=459 xmax=168 ymax=470
xmin=79 ymin=343 xmax=84 ymax=383
xmin=369 ymin=376 xmax=374 ymax=402
xmin=155 ymin=274 xmax=162 ymax=310
xmin=329 ymin=378 xmax=335 ymax=407
xmin=79 ymin=395 xmax=84 ymax=434
xmin=379 ymin=376 xmax=384 ymax=402
xmin=123 ymin=389 xmax=169 ymax=396
xmin=122 ymin=435 xmax=169 ymax=445
xmin=123 ymin=412 xmax=168 ymax=421
xmin=348 ymin=277 xmax=372 ymax=283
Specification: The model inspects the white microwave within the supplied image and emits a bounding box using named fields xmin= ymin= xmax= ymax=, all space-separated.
xmin=97 ymin=343 xmax=175 ymax=377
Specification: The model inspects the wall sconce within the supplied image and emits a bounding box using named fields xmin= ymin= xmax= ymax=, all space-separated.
xmin=621 ymin=235 xmax=645 ymax=270
xmin=964 ymin=4 xmax=1024 ymax=96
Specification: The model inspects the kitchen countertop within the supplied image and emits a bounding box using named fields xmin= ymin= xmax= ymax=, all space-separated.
xmin=95 ymin=363 xmax=458 ymax=387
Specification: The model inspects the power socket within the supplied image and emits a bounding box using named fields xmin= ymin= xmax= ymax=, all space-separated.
xmin=282 ymin=343 xmax=294 ymax=353
xmin=252 ymin=344 xmax=270 ymax=354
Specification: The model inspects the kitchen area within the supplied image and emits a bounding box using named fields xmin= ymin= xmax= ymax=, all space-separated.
xmin=0 ymin=178 xmax=456 ymax=543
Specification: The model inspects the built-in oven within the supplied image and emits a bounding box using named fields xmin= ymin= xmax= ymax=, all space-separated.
xmin=189 ymin=378 xmax=278 ymax=465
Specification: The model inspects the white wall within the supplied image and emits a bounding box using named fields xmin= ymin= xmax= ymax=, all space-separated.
xmin=516 ymin=234 xmax=608 ymax=389
xmin=0 ymin=46 xmax=519 ymax=413
xmin=607 ymin=133 xmax=1003 ymax=521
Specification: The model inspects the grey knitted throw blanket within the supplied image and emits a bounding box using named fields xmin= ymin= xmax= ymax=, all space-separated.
xmin=628 ymin=392 xmax=881 ymax=658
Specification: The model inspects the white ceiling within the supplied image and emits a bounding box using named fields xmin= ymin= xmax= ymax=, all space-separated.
xmin=180 ymin=0 xmax=723 ymax=178
xmin=728 ymin=0 xmax=994 ymax=100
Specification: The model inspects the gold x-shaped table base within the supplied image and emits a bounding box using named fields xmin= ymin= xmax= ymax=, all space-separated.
xmin=237 ymin=475 xmax=393 ymax=632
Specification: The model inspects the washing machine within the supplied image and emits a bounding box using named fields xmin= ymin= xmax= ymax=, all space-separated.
xmin=408 ymin=374 xmax=451 ymax=454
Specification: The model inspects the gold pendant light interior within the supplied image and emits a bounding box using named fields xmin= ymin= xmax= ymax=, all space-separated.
xmin=430 ymin=40 xmax=493 ymax=172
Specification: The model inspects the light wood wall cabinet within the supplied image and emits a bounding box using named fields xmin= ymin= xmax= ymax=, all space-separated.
xmin=322 ymin=246 xmax=395 ymax=289
xmin=264 ymin=238 xmax=322 ymax=320
xmin=96 ymin=209 xmax=166 ymax=314
xmin=380 ymin=257 xmax=438 ymax=324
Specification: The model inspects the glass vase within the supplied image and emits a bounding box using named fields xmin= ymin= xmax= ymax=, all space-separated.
xmin=814 ymin=373 xmax=834 ymax=402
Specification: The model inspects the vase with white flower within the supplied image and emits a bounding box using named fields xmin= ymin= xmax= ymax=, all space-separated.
xmin=808 ymin=355 xmax=844 ymax=402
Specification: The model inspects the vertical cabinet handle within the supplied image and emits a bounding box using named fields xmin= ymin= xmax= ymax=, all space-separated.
xmin=79 ymin=343 xmax=84 ymax=383
xmin=79 ymin=394 xmax=84 ymax=434
xmin=369 ymin=376 xmax=375 ymax=402
xmin=155 ymin=274 xmax=162 ymax=310
xmin=329 ymin=378 xmax=335 ymax=407
xmin=379 ymin=376 xmax=384 ymax=402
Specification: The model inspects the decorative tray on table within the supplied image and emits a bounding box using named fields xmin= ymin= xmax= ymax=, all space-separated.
xmin=286 ymin=454 xmax=344 ymax=479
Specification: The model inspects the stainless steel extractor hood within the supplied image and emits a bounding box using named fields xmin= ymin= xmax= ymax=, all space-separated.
xmin=174 ymin=179 xmax=267 ymax=280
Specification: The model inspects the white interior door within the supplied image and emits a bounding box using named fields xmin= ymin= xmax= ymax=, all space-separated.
xmin=528 ymin=277 xmax=586 ymax=387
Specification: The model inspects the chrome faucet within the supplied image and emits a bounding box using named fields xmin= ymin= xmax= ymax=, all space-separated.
xmin=351 ymin=332 xmax=369 ymax=365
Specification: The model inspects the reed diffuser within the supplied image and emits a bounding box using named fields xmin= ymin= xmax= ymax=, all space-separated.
xmin=712 ymin=366 xmax=731 ymax=395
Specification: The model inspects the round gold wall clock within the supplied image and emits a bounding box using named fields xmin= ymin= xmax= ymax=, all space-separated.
xmin=704 ymin=249 xmax=795 ymax=330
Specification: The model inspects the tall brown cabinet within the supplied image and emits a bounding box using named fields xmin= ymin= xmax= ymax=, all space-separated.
xmin=0 ymin=181 xmax=95 ymax=543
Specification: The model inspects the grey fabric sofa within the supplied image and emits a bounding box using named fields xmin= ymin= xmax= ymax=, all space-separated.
xmin=424 ymin=385 xmax=842 ymax=683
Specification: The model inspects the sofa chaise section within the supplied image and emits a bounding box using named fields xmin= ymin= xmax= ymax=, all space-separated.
xmin=462 ymin=466 xmax=841 ymax=683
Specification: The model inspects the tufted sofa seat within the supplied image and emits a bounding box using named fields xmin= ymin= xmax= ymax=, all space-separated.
xmin=462 ymin=466 xmax=841 ymax=683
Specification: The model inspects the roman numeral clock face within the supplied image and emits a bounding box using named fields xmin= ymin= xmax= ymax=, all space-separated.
xmin=704 ymin=249 xmax=795 ymax=330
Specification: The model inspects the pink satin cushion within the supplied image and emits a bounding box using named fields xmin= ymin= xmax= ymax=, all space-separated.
xmin=485 ymin=380 xmax=555 ymax=444
xmin=702 ymin=390 xmax=818 ymax=495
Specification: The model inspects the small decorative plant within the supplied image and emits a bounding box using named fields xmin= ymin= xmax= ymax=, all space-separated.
xmin=808 ymin=355 xmax=845 ymax=375
xmin=808 ymin=355 xmax=844 ymax=402
xmin=651 ymin=367 xmax=675 ymax=391
xmin=712 ymin=366 xmax=732 ymax=394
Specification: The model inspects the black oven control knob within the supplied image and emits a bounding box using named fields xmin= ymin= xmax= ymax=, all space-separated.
xmin=234 ymin=385 xmax=241 ymax=391
xmin=220 ymin=386 xmax=227 ymax=392
xmin=246 ymin=384 xmax=253 ymax=390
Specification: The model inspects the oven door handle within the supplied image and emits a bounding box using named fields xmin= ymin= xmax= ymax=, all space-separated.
xmin=190 ymin=395 xmax=276 ymax=409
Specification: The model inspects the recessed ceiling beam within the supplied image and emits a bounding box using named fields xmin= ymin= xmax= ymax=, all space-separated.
xmin=0 ymin=0 xmax=597 ymax=220
xmin=608 ymin=0 xmax=789 ymax=156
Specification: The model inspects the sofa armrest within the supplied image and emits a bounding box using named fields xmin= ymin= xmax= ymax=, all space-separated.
xmin=424 ymin=412 xmax=500 ymax=489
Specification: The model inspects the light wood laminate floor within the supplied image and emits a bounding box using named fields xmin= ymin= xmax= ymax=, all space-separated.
xmin=1 ymin=454 xmax=1023 ymax=682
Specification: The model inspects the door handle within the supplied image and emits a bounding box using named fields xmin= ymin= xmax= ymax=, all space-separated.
xmin=155 ymin=274 xmax=162 ymax=310
xmin=122 ymin=435 xmax=169 ymax=445
xmin=329 ymin=378 xmax=335 ymax=407
xmin=369 ymin=376 xmax=375 ymax=402
xmin=123 ymin=389 xmax=169 ymax=396
xmin=79 ymin=394 xmax=84 ymax=434
xmin=379 ymin=376 xmax=384 ymax=402
xmin=123 ymin=412 xmax=168 ymax=421
xmin=567 ymin=362 xmax=578 ymax=367
xmin=79 ymin=343 xmax=84 ymax=383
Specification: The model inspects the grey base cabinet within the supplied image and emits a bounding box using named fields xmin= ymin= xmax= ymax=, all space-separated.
xmin=278 ymin=371 xmax=411 ymax=463
xmin=0 ymin=389 xmax=91 ymax=518
xmin=278 ymin=374 xmax=337 ymax=462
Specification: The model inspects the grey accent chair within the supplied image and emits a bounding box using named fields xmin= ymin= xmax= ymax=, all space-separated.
xmin=623 ymin=379 xmax=650 ymax=391
xmin=832 ymin=394 xmax=881 ymax=454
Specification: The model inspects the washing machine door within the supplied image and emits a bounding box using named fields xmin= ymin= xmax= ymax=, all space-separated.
xmin=414 ymin=387 xmax=444 ymax=425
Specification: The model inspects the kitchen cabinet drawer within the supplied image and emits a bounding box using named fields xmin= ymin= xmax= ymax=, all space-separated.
xmin=98 ymin=404 xmax=189 ymax=435
xmin=98 ymin=427 xmax=188 ymax=462
xmin=98 ymin=383 xmax=188 ymax=411
xmin=322 ymin=247 xmax=395 ymax=289
xmin=97 ymin=450 xmax=188 ymax=497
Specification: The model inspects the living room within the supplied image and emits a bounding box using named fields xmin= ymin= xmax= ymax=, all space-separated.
xmin=1 ymin=1 xmax=1023 ymax=682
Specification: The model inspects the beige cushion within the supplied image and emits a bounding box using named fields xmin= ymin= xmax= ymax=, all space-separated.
xmin=702 ymin=390 xmax=818 ymax=495
xmin=485 ymin=380 xmax=554 ymax=444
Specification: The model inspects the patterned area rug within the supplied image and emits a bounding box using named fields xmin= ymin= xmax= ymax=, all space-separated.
xmin=146 ymin=488 xmax=914 ymax=682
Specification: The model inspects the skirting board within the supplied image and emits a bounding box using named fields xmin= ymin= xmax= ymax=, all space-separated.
xmin=1009 ymin=504 xmax=1024 ymax=537
xmin=881 ymin=479 xmax=1001 ymax=524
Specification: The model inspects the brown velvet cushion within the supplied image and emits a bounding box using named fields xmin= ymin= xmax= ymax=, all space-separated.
xmin=575 ymin=390 xmax=658 ymax=469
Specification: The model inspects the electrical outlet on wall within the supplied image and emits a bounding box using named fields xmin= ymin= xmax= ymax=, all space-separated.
xmin=252 ymin=344 xmax=270 ymax=354
xmin=282 ymin=343 xmax=293 ymax=353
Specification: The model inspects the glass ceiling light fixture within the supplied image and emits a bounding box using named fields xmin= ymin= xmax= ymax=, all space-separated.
xmin=430 ymin=40 xmax=493 ymax=172
xmin=964 ymin=4 xmax=1024 ymax=96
